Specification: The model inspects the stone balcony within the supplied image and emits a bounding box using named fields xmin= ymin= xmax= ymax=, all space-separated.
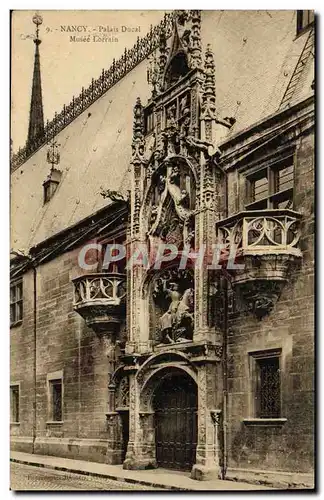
xmin=216 ymin=209 xmax=302 ymax=318
xmin=72 ymin=273 xmax=126 ymax=334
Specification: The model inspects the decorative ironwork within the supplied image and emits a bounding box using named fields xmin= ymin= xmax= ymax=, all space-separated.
xmin=256 ymin=357 xmax=280 ymax=418
xmin=11 ymin=13 xmax=174 ymax=171
xmin=46 ymin=138 xmax=60 ymax=168
xmin=32 ymin=12 xmax=43 ymax=38
xmin=217 ymin=209 xmax=302 ymax=257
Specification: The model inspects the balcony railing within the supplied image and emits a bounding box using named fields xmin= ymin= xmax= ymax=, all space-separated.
xmin=72 ymin=273 xmax=126 ymax=334
xmin=73 ymin=273 xmax=126 ymax=306
xmin=216 ymin=209 xmax=302 ymax=258
xmin=216 ymin=209 xmax=303 ymax=318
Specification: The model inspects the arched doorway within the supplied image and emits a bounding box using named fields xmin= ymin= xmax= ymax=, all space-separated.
xmin=153 ymin=372 xmax=197 ymax=471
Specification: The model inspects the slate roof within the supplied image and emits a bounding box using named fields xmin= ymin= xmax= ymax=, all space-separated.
xmin=11 ymin=10 xmax=314 ymax=253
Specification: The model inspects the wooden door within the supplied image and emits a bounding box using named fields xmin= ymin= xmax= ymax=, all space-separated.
xmin=153 ymin=373 xmax=197 ymax=471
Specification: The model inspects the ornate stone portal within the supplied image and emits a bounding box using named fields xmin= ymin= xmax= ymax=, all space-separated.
xmin=123 ymin=10 xmax=230 ymax=480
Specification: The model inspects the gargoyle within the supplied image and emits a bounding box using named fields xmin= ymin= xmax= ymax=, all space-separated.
xmin=100 ymin=188 xmax=128 ymax=203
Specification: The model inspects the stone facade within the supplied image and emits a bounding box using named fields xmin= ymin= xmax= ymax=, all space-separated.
xmin=11 ymin=10 xmax=314 ymax=485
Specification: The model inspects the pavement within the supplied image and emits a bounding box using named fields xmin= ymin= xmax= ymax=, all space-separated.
xmin=10 ymin=451 xmax=272 ymax=491
xmin=10 ymin=462 xmax=161 ymax=491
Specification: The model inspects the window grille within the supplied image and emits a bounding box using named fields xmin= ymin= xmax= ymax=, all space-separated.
xmin=256 ymin=357 xmax=280 ymax=418
xmin=250 ymin=350 xmax=282 ymax=419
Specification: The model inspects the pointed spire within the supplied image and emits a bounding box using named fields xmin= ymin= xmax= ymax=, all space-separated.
xmin=158 ymin=25 xmax=167 ymax=84
xmin=133 ymin=97 xmax=144 ymax=141
xmin=131 ymin=97 xmax=145 ymax=166
xmin=27 ymin=13 xmax=44 ymax=148
xmin=202 ymin=44 xmax=216 ymax=119
xmin=190 ymin=11 xmax=202 ymax=69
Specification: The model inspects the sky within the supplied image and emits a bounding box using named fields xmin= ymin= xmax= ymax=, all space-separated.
xmin=11 ymin=10 xmax=166 ymax=151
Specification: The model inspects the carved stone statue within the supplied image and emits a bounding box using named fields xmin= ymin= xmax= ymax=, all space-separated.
xmin=179 ymin=94 xmax=190 ymax=117
xmin=157 ymin=281 xmax=194 ymax=344
xmin=166 ymin=105 xmax=177 ymax=129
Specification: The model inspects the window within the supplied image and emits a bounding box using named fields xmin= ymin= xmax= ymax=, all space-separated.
xmin=99 ymin=236 xmax=126 ymax=273
xmin=51 ymin=380 xmax=62 ymax=421
xmin=297 ymin=10 xmax=315 ymax=35
xmin=47 ymin=371 xmax=63 ymax=422
xmin=10 ymin=280 xmax=23 ymax=325
xmin=250 ymin=350 xmax=281 ymax=419
xmin=10 ymin=385 xmax=20 ymax=423
xmin=43 ymin=180 xmax=59 ymax=204
xmin=246 ymin=157 xmax=294 ymax=210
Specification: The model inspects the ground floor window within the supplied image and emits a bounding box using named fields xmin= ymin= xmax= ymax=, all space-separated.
xmin=250 ymin=349 xmax=281 ymax=418
xmin=10 ymin=384 xmax=20 ymax=423
xmin=47 ymin=371 xmax=63 ymax=422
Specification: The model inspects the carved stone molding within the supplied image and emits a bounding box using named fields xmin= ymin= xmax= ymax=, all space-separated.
xmin=235 ymin=279 xmax=285 ymax=319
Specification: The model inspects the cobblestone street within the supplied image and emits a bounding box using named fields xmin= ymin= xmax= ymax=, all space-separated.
xmin=10 ymin=463 xmax=163 ymax=491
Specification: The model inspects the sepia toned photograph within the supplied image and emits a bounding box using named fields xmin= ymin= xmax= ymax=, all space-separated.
xmin=10 ymin=9 xmax=315 ymax=491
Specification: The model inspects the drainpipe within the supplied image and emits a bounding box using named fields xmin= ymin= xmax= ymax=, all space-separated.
xmin=222 ymin=169 xmax=229 ymax=479
xmin=222 ymin=277 xmax=228 ymax=480
xmin=32 ymin=264 xmax=37 ymax=454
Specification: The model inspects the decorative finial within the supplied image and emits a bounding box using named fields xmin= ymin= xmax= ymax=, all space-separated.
xmin=131 ymin=97 xmax=145 ymax=166
xmin=201 ymin=44 xmax=217 ymax=129
xmin=47 ymin=137 xmax=60 ymax=170
xmin=147 ymin=53 xmax=159 ymax=98
xmin=190 ymin=11 xmax=202 ymax=69
xmin=32 ymin=12 xmax=43 ymax=42
xmin=133 ymin=97 xmax=144 ymax=141
xmin=203 ymin=44 xmax=216 ymax=104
